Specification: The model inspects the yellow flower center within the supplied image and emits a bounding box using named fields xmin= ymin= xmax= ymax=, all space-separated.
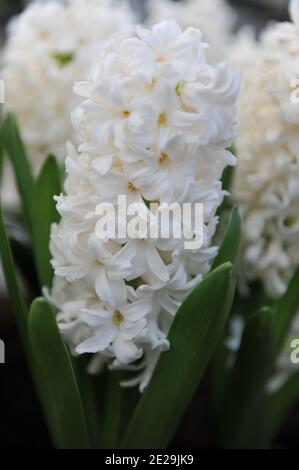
xmin=158 ymin=112 xmax=167 ymax=125
xmin=155 ymin=54 xmax=166 ymax=63
xmin=159 ymin=152 xmax=169 ymax=165
xmin=113 ymin=310 xmax=124 ymax=326
xmin=39 ymin=30 xmax=49 ymax=40
xmin=128 ymin=181 xmax=139 ymax=193
xmin=78 ymin=37 xmax=87 ymax=45
xmin=122 ymin=110 xmax=130 ymax=118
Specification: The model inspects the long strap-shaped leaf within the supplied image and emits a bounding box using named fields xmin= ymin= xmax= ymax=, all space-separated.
xmin=210 ymin=205 xmax=241 ymax=410
xmin=0 ymin=200 xmax=90 ymax=448
xmin=2 ymin=113 xmax=34 ymax=229
xmin=28 ymin=298 xmax=91 ymax=449
xmin=121 ymin=262 xmax=235 ymax=449
xmin=0 ymin=123 xmax=4 ymax=180
xmin=275 ymin=267 xmax=299 ymax=354
xmin=0 ymin=200 xmax=29 ymax=353
xmin=216 ymin=164 xmax=235 ymax=217
xmin=220 ymin=307 xmax=275 ymax=449
xmin=221 ymin=163 xmax=235 ymax=194
xmin=264 ymin=371 xmax=299 ymax=444
xmin=0 ymin=198 xmax=51 ymax=432
xmin=99 ymin=371 xmax=140 ymax=449
xmin=212 ymin=205 xmax=241 ymax=270
xmin=31 ymin=155 xmax=61 ymax=289
xmin=100 ymin=371 xmax=128 ymax=449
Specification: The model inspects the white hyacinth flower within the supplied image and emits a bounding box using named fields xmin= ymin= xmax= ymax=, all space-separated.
xmin=2 ymin=0 xmax=135 ymax=169
xmin=231 ymin=0 xmax=299 ymax=299
xmin=145 ymin=0 xmax=236 ymax=63
xmin=50 ymin=20 xmax=240 ymax=391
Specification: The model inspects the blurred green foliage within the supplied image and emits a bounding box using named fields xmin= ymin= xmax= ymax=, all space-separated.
xmin=0 ymin=0 xmax=22 ymax=25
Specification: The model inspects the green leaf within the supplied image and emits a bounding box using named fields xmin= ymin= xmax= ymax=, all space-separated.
xmin=275 ymin=267 xmax=299 ymax=354
xmin=0 ymin=124 xmax=4 ymax=181
xmin=2 ymin=113 xmax=34 ymax=229
xmin=9 ymin=235 xmax=40 ymax=295
xmin=220 ymin=307 xmax=275 ymax=449
xmin=0 ymin=200 xmax=29 ymax=353
xmin=31 ymin=155 xmax=61 ymax=288
xmin=73 ymin=363 xmax=139 ymax=449
xmin=216 ymin=159 xmax=235 ymax=218
xmin=212 ymin=206 xmax=241 ymax=270
xmin=100 ymin=371 xmax=128 ymax=449
xmin=121 ymin=262 xmax=236 ymax=449
xmin=99 ymin=371 xmax=140 ymax=449
xmin=209 ymin=206 xmax=241 ymax=411
xmin=209 ymin=341 xmax=231 ymax=415
xmin=28 ymin=298 xmax=91 ymax=449
xmin=221 ymin=164 xmax=235 ymax=194
xmin=0 ymin=198 xmax=88 ymax=450
xmin=0 ymin=200 xmax=50 ymax=424
xmin=72 ymin=356 xmax=104 ymax=449
xmin=264 ymin=371 xmax=299 ymax=443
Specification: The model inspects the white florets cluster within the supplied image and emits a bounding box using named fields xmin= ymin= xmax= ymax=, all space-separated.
xmin=2 ymin=0 xmax=135 ymax=168
xmin=146 ymin=0 xmax=236 ymax=63
xmin=231 ymin=0 xmax=299 ymax=299
xmin=50 ymin=20 xmax=240 ymax=391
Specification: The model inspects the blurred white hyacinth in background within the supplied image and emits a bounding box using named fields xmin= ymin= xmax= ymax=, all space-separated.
xmin=231 ymin=0 xmax=299 ymax=299
xmin=146 ymin=0 xmax=236 ymax=63
xmin=2 ymin=0 xmax=135 ymax=168
xmin=50 ymin=20 xmax=240 ymax=391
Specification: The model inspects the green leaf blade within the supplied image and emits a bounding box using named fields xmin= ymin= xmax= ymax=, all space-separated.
xmin=209 ymin=206 xmax=242 ymax=410
xmin=32 ymin=154 xmax=61 ymax=288
xmin=2 ymin=113 xmax=34 ymax=229
xmin=0 ymin=123 xmax=4 ymax=180
xmin=275 ymin=267 xmax=299 ymax=354
xmin=264 ymin=371 xmax=299 ymax=443
xmin=28 ymin=298 xmax=91 ymax=449
xmin=212 ymin=206 xmax=241 ymax=270
xmin=121 ymin=262 xmax=236 ymax=449
xmin=221 ymin=164 xmax=235 ymax=194
xmin=0 ymin=200 xmax=29 ymax=351
xmin=220 ymin=307 xmax=275 ymax=448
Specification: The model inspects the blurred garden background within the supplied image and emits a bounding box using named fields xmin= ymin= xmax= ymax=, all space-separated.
xmin=1 ymin=0 xmax=299 ymax=450
xmin=0 ymin=1 xmax=293 ymax=36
